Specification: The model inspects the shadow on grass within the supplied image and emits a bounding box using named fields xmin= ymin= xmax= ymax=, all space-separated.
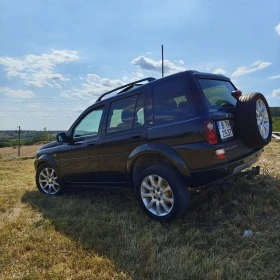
xmin=21 ymin=173 xmax=280 ymax=278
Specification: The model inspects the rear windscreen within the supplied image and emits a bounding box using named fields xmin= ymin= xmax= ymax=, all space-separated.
xmin=198 ymin=79 xmax=237 ymax=111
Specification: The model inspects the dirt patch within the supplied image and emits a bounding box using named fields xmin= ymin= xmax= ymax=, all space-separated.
xmin=0 ymin=144 xmax=43 ymax=159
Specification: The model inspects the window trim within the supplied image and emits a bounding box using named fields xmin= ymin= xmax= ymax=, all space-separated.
xmin=133 ymin=93 xmax=146 ymax=128
xmin=71 ymin=105 xmax=104 ymax=141
xmin=105 ymin=93 xmax=145 ymax=135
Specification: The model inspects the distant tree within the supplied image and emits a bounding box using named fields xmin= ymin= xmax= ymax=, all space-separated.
xmin=43 ymin=127 xmax=50 ymax=141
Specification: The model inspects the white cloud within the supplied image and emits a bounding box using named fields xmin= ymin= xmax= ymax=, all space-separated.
xmin=175 ymin=59 xmax=185 ymax=65
xmin=0 ymin=87 xmax=35 ymax=98
xmin=0 ymin=50 xmax=79 ymax=88
xmin=275 ymin=22 xmax=280 ymax=35
xmin=213 ymin=68 xmax=227 ymax=75
xmin=60 ymin=55 xmax=185 ymax=101
xmin=131 ymin=56 xmax=185 ymax=74
xmin=44 ymin=114 xmax=57 ymax=118
xmin=122 ymin=69 xmax=145 ymax=82
xmin=60 ymin=73 xmax=125 ymax=100
xmin=272 ymin=88 xmax=280 ymax=98
xmin=232 ymin=60 xmax=272 ymax=78
xmin=82 ymin=74 xmax=124 ymax=97
xmin=267 ymin=74 xmax=280 ymax=80
xmin=60 ymin=68 xmax=153 ymax=101
xmin=86 ymin=74 xmax=124 ymax=88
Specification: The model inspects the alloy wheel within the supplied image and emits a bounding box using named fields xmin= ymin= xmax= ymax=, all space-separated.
xmin=140 ymin=175 xmax=174 ymax=216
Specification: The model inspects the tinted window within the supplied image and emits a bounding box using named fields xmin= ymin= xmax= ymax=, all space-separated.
xmin=198 ymin=79 xmax=237 ymax=111
xmin=73 ymin=107 xmax=103 ymax=139
xmin=152 ymin=79 xmax=192 ymax=123
xmin=107 ymin=95 xmax=140 ymax=133
xmin=134 ymin=94 xmax=145 ymax=127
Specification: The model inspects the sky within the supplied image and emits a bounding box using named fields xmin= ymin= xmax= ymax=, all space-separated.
xmin=0 ymin=0 xmax=279 ymax=130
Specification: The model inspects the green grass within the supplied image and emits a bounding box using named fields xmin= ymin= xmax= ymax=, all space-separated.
xmin=1 ymin=142 xmax=280 ymax=279
xmin=272 ymin=117 xmax=280 ymax=131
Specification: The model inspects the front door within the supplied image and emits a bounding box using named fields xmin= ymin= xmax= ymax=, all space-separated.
xmin=58 ymin=106 xmax=104 ymax=184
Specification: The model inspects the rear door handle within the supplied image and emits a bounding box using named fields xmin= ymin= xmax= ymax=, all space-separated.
xmin=87 ymin=143 xmax=96 ymax=147
xmin=131 ymin=135 xmax=141 ymax=140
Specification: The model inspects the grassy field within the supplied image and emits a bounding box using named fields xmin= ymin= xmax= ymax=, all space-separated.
xmin=0 ymin=142 xmax=280 ymax=279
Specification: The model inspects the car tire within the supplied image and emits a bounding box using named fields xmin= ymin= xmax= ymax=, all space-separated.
xmin=235 ymin=93 xmax=272 ymax=148
xmin=135 ymin=165 xmax=189 ymax=222
xmin=36 ymin=163 xmax=63 ymax=195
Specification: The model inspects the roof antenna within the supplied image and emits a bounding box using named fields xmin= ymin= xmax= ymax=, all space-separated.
xmin=162 ymin=44 xmax=164 ymax=77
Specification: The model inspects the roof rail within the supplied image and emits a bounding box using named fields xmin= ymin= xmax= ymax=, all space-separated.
xmin=95 ymin=77 xmax=156 ymax=103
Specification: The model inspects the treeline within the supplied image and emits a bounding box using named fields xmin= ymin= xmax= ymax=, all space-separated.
xmin=0 ymin=129 xmax=60 ymax=148
xmin=270 ymin=107 xmax=280 ymax=117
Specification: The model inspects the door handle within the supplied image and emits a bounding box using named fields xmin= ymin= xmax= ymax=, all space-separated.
xmin=131 ymin=135 xmax=141 ymax=140
xmin=87 ymin=143 xmax=96 ymax=147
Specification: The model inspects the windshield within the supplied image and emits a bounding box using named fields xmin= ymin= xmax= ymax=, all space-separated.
xmin=198 ymin=79 xmax=237 ymax=111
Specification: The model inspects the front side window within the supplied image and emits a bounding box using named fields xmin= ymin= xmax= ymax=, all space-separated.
xmin=198 ymin=79 xmax=237 ymax=111
xmin=73 ymin=107 xmax=103 ymax=139
xmin=152 ymin=79 xmax=192 ymax=123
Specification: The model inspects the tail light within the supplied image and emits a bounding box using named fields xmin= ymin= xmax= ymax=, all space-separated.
xmin=203 ymin=121 xmax=218 ymax=144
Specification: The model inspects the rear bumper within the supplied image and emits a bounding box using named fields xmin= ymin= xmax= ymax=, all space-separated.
xmin=188 ymin=148 xmax=263 ymax=187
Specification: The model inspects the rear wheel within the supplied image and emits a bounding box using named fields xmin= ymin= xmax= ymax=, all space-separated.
xmin=36 ymin=163 xmax=63 ymax=195
xmin=235 ymin=93 xmax=272 ymax=148
xmin=135 ymin=165 xmax=189 ymax=222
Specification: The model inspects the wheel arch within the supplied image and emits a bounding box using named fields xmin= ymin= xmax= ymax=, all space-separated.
xmin=35 ymin=155 xmax=60 ymax=176
xmin=127 ymin=143 xmax=190 ymax=184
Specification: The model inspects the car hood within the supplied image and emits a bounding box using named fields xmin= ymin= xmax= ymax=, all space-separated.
xmin=39 ymin=141 xmax=61 ymax=150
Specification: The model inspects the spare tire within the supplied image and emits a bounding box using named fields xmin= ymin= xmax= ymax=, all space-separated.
xmin=235 ymin=92 xmax=272 ymax=148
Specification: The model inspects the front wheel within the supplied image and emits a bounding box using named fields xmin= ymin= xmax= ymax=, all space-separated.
xmin=135 ymin=165 xmax=189 ymax=222
xmin=36 ymin=163 xmax=63 ymax=195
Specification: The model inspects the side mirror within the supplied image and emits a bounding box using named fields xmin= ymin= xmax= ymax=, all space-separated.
xmin=231 ymin=90 xmax=242 ymax=100
xmin=56 ymin=132 xmax=70 ymax=143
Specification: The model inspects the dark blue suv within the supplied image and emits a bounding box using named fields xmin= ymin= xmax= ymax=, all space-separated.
xmin=35 ymin=70 xmax=272 ymax=221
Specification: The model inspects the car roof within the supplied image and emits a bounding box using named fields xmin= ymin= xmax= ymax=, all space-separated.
xmin=92 ymin=70 xmax=231 ymax=106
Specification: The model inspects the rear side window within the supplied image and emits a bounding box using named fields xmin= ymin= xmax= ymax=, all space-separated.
xmin=106 ymin=94 xmax=145 ymax=133
xmin=134 ymin=93 xmax=145 ymax=127
xmin=198 ymin=79 xmax=237 ymax=111
xmin=152 ymin=79 xmax=193 ymax=123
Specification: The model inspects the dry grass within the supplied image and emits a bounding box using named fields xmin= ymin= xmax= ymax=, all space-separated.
xmin=0 ymin=144 xmax=42 ymax=159
xmin=0 ymin=141 xmax=280 ymax=279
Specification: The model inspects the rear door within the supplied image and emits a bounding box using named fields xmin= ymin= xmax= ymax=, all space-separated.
xmin=197 ymin=77 xmax=256 ymax=162
xmin=197 ymin=78 xmax=237 ymax=143
xmin=98 ymin=93 xmax=147 ymax=183
xmin=147 ymin=77 xmax=200 ymax=146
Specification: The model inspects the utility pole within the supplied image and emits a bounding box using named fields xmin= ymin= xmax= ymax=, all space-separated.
xmin=162 ymin=45 xmax=164 ymax=77
xmin=17 ymin=126 xmax=21 ymax=157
